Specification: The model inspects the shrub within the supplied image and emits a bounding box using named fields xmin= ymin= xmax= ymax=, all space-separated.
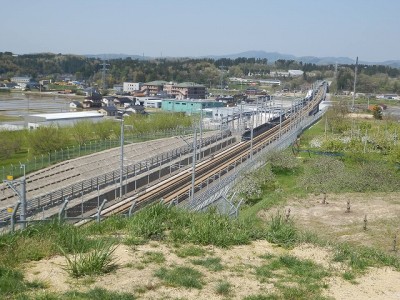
xmin=268 ymin=151 xmax=300 ymax=175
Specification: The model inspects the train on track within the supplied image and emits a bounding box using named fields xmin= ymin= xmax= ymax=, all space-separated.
xmin=241 ymin=115 xmax=284 ymax=141
xmin=241 ymin=82 xmax=326 ymax=142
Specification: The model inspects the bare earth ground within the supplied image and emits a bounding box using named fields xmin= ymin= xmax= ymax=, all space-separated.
xmin=271 ymin=192 xmax=400 ymax=250
xmin=23 ymin=192 xmax=400 ymax=299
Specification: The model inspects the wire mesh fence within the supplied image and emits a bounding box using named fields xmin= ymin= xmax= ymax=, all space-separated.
xmin=1 ymin=82 xmax=327 ymax=230
xmin=1 ymin=127 xmax=195 ymax=181
xmin=0 ymin=130 xmax=234 ymax=226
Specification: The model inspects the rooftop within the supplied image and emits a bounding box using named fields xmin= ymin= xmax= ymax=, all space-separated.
xmin=29 ymin=111 xmax=103 ymax=120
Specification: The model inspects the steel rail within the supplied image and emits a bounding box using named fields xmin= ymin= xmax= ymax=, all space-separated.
xmin=94 ymin=84 xmax=326 ymax=218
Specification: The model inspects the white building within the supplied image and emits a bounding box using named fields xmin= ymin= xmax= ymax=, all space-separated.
xmin=11 ymin=76 xmax=32 ymax=84
xmin=11 ymin=76 xmax=32 ymax=89
xmin=259 ymin=79 xmax=281 ymax=85
xmin=134 ymin=96 xmax=162 ymax=108
xmin=26 ymin=111 xmax=104 ymax=129
xmin=123 ymin=82 xmax=142 ymax=93
xmin=288 ymin=70 xmax=304 ymax=77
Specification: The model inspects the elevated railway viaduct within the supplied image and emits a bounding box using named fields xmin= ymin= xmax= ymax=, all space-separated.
xmin=1 ymin=81 xmax=327 ymax=227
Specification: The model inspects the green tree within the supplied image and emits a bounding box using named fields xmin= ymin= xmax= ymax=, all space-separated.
xmin=0 ymin=130 xmax=25 ymax=159
xmin=27 ymin=125 xmax=70 ymax=154
xmin=70 ymin=121 xmax=93 ymax=145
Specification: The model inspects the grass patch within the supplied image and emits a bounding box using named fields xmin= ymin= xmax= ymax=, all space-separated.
xmin=0 ymin=220 xmax=94 ymax=268
xmin=342 ymin=271 xmax=357 ymax=282
xmin=215 ymin=280 xmax=232 ymax=296
xmin=0 ymin=266 xmax=47 ymax=298
xmin=243 ymin=294 xmax=280 ymax=300
xmin=155 ymin=266 xmax=203 ymax=289
xmin=36 ymin=287 xmax=136 ymax=299
xmin=191 ymin=257 xmax=223 ymax=271
xmin=141 ymin=251 xmax=165 ymax=264
xmin=265 ymin=211 xmax=298 ymax=248
xmin=332 ymin=242 xmax=400 ymax=272
xmin=255 ymin=255 xmax=330 ymax=299
xmin=60 ymin=241 xmax=117 ymax=278
xmin=86 ymin=215 xmax=129 ymax=235
xmin=0 ymin=266 xmax=27 ymax=296
xmin=169 ymin=208 xmax=263 ymax=247
xmin=123 ymin=203 xmax=264 ymax=248
xmin=0 ymin=115 xmax=22 ymax=122
xmin=175 ymin=244 xmax=208 ymax=258
xmin=126 ymin=203 xmax=171 ymax=242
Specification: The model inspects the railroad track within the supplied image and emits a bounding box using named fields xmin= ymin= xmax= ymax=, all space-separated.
xmin=94 ymin=83 xmax=327 ymax=218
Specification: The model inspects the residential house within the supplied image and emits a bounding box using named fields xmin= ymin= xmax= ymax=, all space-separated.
xmin=69 ymin=100 xmax=83 ymax=110
xmin=102 ymin=96 xmax=117 ymax=107
xmin=98 ymin=106 xmax=118 ymax=117
xmin=83 ymin=87 xmax=102 ymax=108
xmin=114 ymin=97 xmax=133 ymax=107
xmin=125 ymin=105 xmax=146 ymax=114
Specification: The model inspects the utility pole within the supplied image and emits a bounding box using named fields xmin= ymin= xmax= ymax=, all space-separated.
xmin=199 ymin=108 xmax=203 ymax=160
xmin=190 ymin=127 xmax=197 ymax=204
xmin=279 ymin=104 xmax=283 ymax=139
xmin=120 ymin=119 xmax=124 ymax=198
xmin=250 ymin=111 xmax=254 ymax=160
xmin=101 ymin=60 xmax=110 ymax=91
xmin=219 ymin=64 xmax=224 ymax=96
xmin=352 ymin=57 xmax=358 ymax=111
xmin=256 ymin=97 xmax=259 ymax=126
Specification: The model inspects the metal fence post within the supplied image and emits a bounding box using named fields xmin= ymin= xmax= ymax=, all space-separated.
xmin=11 ymin=202 xmax=21 ymax=233
xmin=59 ymin=198 xmax=69 ymax=223
xmin=128 ymin=200 xmax=137 ymax=217
xmin=97 ymin=199 xmax=107 ymax=223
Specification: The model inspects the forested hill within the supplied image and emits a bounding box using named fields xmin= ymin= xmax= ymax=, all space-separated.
xmin=1 ymin=52 xmax=400 ymax=93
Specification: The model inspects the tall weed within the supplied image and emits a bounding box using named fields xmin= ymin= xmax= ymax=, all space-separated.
xmin=60 ymin=241 xmax=117 ymax=278
xmin=265 ymin=211 xmax=297 ymax=248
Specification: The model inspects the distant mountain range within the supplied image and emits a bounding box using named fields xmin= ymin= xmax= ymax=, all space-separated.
xmin=86 ymin=50 xmax=400 ymax=68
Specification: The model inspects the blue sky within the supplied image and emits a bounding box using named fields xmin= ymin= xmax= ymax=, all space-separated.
xmin=2 ymin=0 xmax=399 ymax=62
